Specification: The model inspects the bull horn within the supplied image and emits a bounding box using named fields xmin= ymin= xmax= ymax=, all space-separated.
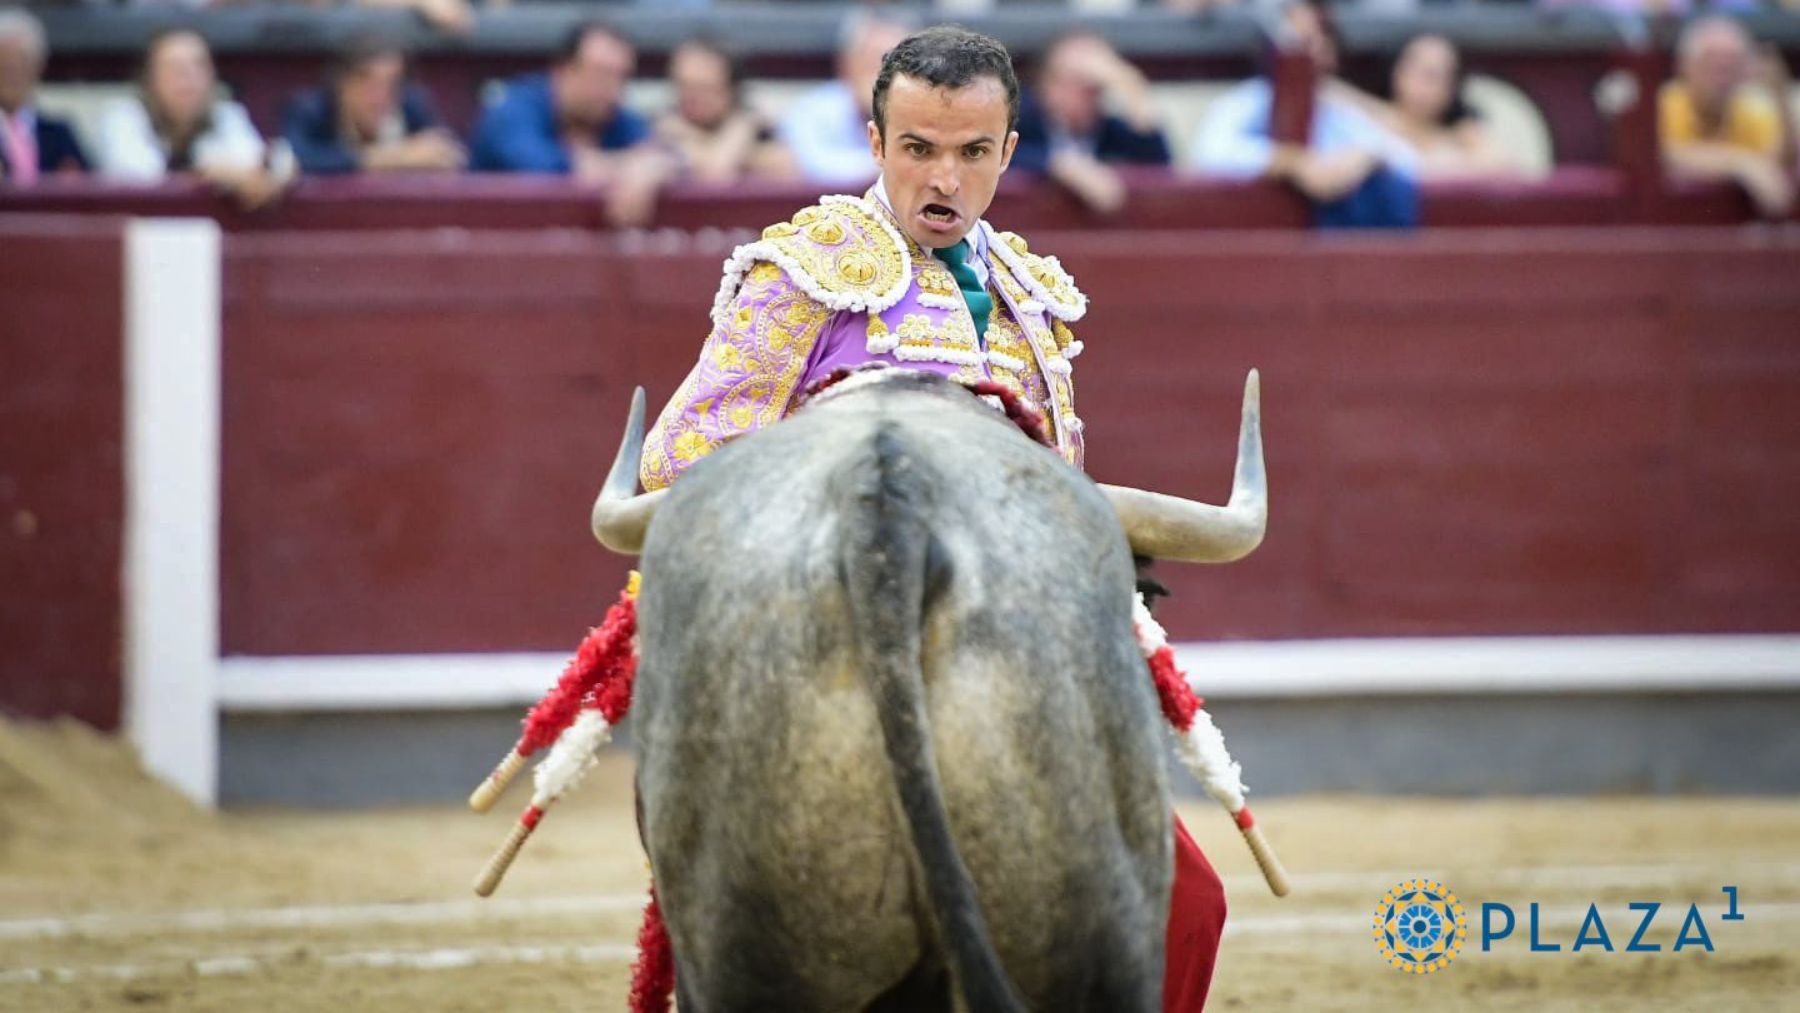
xmin=590 ymin=386 xmax=667 ymax=555
xmin=1099 ymin=369 xmax=1266 ymax=564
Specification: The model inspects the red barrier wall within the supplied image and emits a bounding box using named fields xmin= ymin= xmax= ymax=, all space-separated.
xmin=216 ymin=227 xmax=1800 ymax=653
xmin=0 ymin=218 xmax=125 ymax=728
xmin=4 ymin=172 xmax=1778 ymax=232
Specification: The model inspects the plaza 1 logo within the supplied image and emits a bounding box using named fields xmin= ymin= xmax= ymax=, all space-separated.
xmin=1375 ymin=881 xmax=1747 ymax=973
xmin=1373 ymin=879 xmax=1468 ymax=974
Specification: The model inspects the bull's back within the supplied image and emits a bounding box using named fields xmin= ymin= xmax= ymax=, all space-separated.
xmin=632 ymin=385 xmax=1169 ymax=1008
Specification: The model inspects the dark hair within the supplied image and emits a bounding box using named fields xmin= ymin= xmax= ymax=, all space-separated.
xmin=872 ymin=26 xmax=1020 ymax=139
xmin=671 ymin=34 xmax=744 ymax=106
xmin=332 ymin=30 xmax=406 ymax=84
xmin=1385 ymin=33 xmax=1476 ymax=129
xmin=139 ymin=26 xmax=214 ymax=168
xmin=140 ymin=26 xmax=207 ymax=80
xmin=559 ymin=19 xmax=632 ymax=66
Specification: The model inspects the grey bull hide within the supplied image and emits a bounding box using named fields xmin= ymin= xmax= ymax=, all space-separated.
xmin=590 ymin=367 xmax=1266 ymax=1013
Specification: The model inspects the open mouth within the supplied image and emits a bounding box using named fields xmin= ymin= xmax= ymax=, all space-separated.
xmin=919 ymin=203 xmax=960 ymax=230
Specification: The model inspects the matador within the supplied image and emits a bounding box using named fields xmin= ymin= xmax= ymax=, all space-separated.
xmin=636 ymin=26 xmax=1227 ymax=1011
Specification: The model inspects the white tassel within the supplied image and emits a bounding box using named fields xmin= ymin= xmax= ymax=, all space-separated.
xmin=530 ymin=708 xmax=613 ymax=805
xmin=1131 ymin=593 xmax=1168 ymax=652
xmin=1132 ymin=592 xmax=1249 ymax=811
xmin=1177 ymin=709 xmax=1247 ymax=813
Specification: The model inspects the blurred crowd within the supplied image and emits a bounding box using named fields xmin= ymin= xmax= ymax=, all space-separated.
xmin=0 ymin=2 xmax=1794 ymax=223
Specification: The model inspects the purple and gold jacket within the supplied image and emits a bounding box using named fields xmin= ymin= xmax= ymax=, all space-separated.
xmin=640 ymin=189 xmax=1089 ymax=491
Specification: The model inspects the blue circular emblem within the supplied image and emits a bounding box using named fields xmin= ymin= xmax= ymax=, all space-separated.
xmin=1374 ymin=879 xmax=1466 ymax=974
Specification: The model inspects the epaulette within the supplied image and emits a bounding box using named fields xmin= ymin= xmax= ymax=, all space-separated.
xmin=984 ymin=226 xmax=1088 ymax=323
xmin=708 ymin=194 xmax=913 ymax=330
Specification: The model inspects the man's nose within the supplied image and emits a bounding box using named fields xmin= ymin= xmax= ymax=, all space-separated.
xmin=930 ymin=156 xmax=961 ymax=198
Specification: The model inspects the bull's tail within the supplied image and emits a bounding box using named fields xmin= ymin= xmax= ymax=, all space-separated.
xmin=839 ymin=424 xmax=1026 ymax=1013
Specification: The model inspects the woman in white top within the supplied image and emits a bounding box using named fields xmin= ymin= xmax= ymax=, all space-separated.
xmin=95 ymin=28 xmax=286 ymax=208
xmin=1327 ymin=34 xmax=1521 ymax=181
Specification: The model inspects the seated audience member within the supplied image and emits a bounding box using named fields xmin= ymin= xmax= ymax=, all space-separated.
xmin=282 ymin=35 xmax=464 ymax=175
xmin=1013 ymin=29 xmax=1171 ymax=214
xmin=654 ymin=36 xmax=795 ymax=184
xmin=1189 ymin=0 xmax=1419 ymax=228
xmin=0 ymin=8 xmax=88 ymax=182
xmin=1660 ymin=15 xmax=1795 ymax=218
xmin=777 ymin=7 xmax=912 ymax=184
xmin=1331 ymin=34 xmax=1519 ymax=180
xmin=95 ymin=29 xmax=286 ymax=209
xmin=470 ymin=20 xmax=652 ymax=179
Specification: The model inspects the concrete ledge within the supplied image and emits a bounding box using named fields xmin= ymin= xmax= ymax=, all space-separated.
xmin=1174 ymin=635 xmax=1800 ymax=698
xmin=214 ymin=637 xmax=1800 ymax=806
xmin=219 ymin=635 xmax=1800 ymax=713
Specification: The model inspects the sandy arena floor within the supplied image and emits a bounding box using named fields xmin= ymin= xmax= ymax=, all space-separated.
xmin=2 ymin=717 xmax=1796 ymax=1011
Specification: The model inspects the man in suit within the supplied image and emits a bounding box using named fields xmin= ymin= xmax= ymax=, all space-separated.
xmin=0 ymin=8 xmax=90 ymax=183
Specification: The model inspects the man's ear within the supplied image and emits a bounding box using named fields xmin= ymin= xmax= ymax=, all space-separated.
xmin=866 ymin=119 xmax=883 ymax=165
xmin=998 ymin=130 xmax=1019 ymax=173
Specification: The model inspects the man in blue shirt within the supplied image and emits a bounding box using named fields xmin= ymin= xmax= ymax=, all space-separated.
xmin=282 ymin=34 xmax=464 ymax=176
xmin=470 ymin=20 xmax=652 ymax=178
xmin=776 ymin=8 xmax=912 ymax=184
xmin=1189 ymin=0 xmax=1419 ymax=228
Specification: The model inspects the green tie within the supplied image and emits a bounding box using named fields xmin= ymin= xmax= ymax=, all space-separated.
xmin=934 ymin=240 xmax=992 ymax=348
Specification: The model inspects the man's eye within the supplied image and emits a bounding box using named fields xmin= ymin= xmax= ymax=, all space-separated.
xmin=965 ymin=146 xmax=988 ymax=160
xmin=906 ymin=143 xmax=929 ymax=157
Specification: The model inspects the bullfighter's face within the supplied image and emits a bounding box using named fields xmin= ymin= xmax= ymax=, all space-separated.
xmin=869 ymin=73 xmax=1017 ymax=251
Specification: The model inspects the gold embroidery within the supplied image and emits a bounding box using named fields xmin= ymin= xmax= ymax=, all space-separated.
xmin=673 ymin=430 xmax=715 ymax=463
xmin=893 ymin=311 xmax=978 ymax=351
xmin=642 ymin=261 xmax=834 ymax=491
xmin=867 ymin=314 xmax=890 ymax=343
xmin=838 ymin=251 xmax=878 ymax=285
xmin=1052 ymin=319 xmax=1076 ymax=350
xmin=712 ymin=343 xmax=744 ymax=371
xmin=917 ymin=269 xmax=959 ymax=298
xmin=999 ymin=231 xmax=1029 ymax=256
xmin=806 ymin=220 xmax=846 ymax=245
xmin=895 ymin=313 xmax=938 ymax=345
xmin=755 ymin=199 xmax=908 ymax=308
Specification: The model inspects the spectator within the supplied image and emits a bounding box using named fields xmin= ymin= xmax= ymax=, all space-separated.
xmin=469 ymin=20 xmax=652 ymax=179
xmin=1328 ymin=34 xmax=1519 ymax=180
xmin=654 ymin=36 xmax=795 ymax=184
xmin=1013 ymin=29 xmax=1170 ymax=214
xmin=282 ymin=34 xmax=464 ymax=176
xmin=1660 ymin=16 xmax=1795 ymax=218
xmin=777 ymin=6 xmax=913 ymax=184
xmin=1188 ymin=0 xmax=1419 ymax=228
xmin=0 ymin=8 xmax=88 ymax=183
xmin=94 ymin=28 xmax=286 ymax=209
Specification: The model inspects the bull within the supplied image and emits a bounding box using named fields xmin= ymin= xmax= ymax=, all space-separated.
xmin=590 ymin=367 xmax=1266 ymax=1012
